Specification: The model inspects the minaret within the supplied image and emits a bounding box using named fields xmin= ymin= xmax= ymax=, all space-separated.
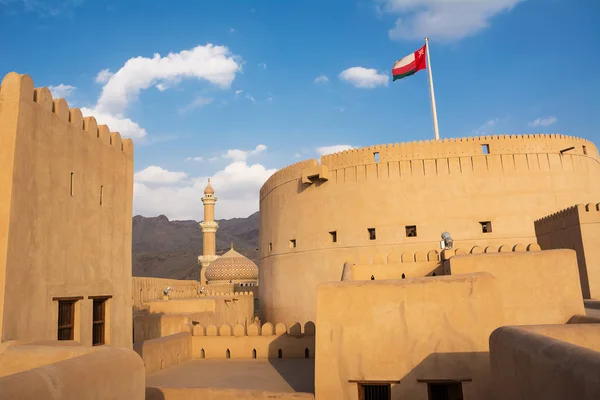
xmin=198 ymin=179 xmax=219 ymax=284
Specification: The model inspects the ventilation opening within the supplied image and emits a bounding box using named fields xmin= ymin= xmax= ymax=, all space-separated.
xmin=402 ymin=273 xmax=406 ymax=279
xmin=226 ymin=349 xmax=231 ymax=359
xmin=583 ymin=145 xmax=588 ymax=155
xmin=371 ymin=275 xmax=375 ymax=280
xmin=70 ymin=172 xmax=74 ymax=196
xmin=269 ymin=242 xmax=272 ymax=252
xmin=100 ymin=185 xmax=104 ymax=206
xmin=200 ymin=348 xmax=205 ymax=359
xmin=405 ymin=225 xmax=417 ymax=237
xmin=368 ymin=228 xmax=376 ymax=240
xmin=305 ymin=348 xmax=310 ymax=359
xmin=252 ymin=349 xmax=257 ymax=359
xmin=374 ymin=152 xmax=380 ymax=162
xmin=289 ymin=239 xmax=296 ymax=249
xmin=481 ymin=144 xmax=490 ymax=154
xmin=427 ymin=382 xmax=464 ymax=400
xmin=329 ymin=231 xmax=337 ymax=243
xmin=278 ymin=349 xmax=283 ymax=359
xmin=480 ymin=221 xmax=492 ymax=233
xmin=359 ymin=383 xmax=391 ymax=400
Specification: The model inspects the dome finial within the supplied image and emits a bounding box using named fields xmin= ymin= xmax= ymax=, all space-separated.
xmin=230 ymin=241 xmax=234 ymax=250
xmin=204 ymin=178 xmax=215 ymax=195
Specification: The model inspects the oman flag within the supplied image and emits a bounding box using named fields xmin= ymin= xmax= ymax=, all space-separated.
xmin=392 ymin=44 xmax=427 ymax=82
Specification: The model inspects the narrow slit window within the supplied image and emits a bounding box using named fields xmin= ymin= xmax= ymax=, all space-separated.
xmin=330 ymin=231 xmax=337 ymax=243
xmin=278 ymin=349 xmax=283 ymax=359
xmin=374 ymin=152 xmax=380 ymax=162
xmin=70 ymin=173 xmax=74 ymax=196
xmin=269 ymin=242 xmax=272 ymax=252
xmin=100 ymin=185 xmax=104 ymax=206
xmin=359 ymin=383 xmax=391 ymax=400
xmin=480 ymin=221 xmax=492 ymax=233
xmin=427 ymin=382 xmax=464 ymax=400
xmin=405 ymin=225 xmax=417 ymax=237
xmin=481 ymin=144 xmax=490 ymax=154
xmin=57 ymin=300 xmax=76 ymax=340
xmin=583 ymin=145 xmax=587 ymax=155
xmin=289 ymin=239 xmax=296 ymax=248
xmin=368 ymin=228 xmax=376 ymax=241
xmin=92 ymin=298 xmax=107 ymax=346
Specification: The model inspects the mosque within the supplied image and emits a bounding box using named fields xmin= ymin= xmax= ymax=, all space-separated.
xmin=0 ymin=72 xmax=600 ymax=400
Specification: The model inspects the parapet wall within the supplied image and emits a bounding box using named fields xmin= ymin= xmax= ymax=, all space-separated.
xmin=133 ymin=277 xmax=202 ymax=310
xmin=534 ymin=203 xmax=600 ymax=235
xmin=260 ymin=159 xmax=318 ymax=199
xmin=191 ymin=321 xmax=316 ymax=360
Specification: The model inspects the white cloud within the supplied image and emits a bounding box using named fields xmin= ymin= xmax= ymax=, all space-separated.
xmin=179 ymin=96 xmax=214 ymax=114
xmin=316 ymin=145 xmax=355 ymax=155
xmin=96 ymin=44 xmax=241 ymax=115
xmin=185 ymin=156 xmax=203 ymax=162
xmin=258 ymin=63 xmax=267 ymax=69
xmin=133 ymin=146 xmax=277 ymax=219
xmin=379 ymin=0 xmax=525 ymax=42
xmin=47 ymin=84 xmax=76 ymax=99
xmin=225 ymin=144 xmax=267 ymax=162
xmin=235 ymin=89 xmax=244 ymax=97
xmin=528 ymin=116 xmax=557 ymax=127
xmin=473 ymin=118 xmax=499 ymax=135
xmin=339 ymin=67 xmax=389 ymax=88
xmin=134 ymin=166 xmax=188 ymax=184
xmin=80 ymin=44 xmax=242 ymax=141
xmin=313 ymin=75 xmax=329 ymax=85
xmin=246 ymin=94 xmax=256 ymax=104
xmin=95 ymin=68 xmax=114 ymax=84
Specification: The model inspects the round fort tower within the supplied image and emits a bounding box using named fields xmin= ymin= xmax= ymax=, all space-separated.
xmin=258 ymin=134 xmax=600 ymax=324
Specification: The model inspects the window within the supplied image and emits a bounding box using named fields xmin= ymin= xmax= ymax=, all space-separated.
xmin=305 ymin=348 xmax=310 ymax=358
xmin=427 ymin=382 xmax=464 ymax=400
xmin=374 ymin=152 xmax=380 ymax=162
xmin=359 ymin=383 xmax=391 ymax=400
xmin=480 ymin=221 xmax=492 ymax=233
xmin=405 ymin=225 xmax=417 ymax=237
xmin=70 ymin=173 xmax=74 ymax=196
xmin=481 ymin=144 xmax=490 ymax=154
xmin=583 ymin=145 xmax=587 ymax=155
xmin=368 ymin=228 xmax=376 ymax=240
xmin=269 ymin=242 xmax=272 ymax=252
xmin=289 ymin=239 xmax=296 ymax=248
xmin=330 ymin=231 xmax=337 ymax=243
xmin=278 ymin=349 xmax=283 ymax=359
xmin=92 ymin=298 xmax=107 ymax=345
xmin=57 ymin=300 xmax=76 ymax=340
xmin=100 ymin=185 xmax=104 ymax=206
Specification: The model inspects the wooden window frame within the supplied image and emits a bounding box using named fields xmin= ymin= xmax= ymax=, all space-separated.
xmin=89 ymin=295 xmax=112 ymax=346
xmin=349 ymin=380 xmax=399 ymax=400
xmin=54 ymin=297 xmax=82 ymax=341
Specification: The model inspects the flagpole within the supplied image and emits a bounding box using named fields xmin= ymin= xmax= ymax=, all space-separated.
xmin=425 ymin=37 xmax=440 ymax=140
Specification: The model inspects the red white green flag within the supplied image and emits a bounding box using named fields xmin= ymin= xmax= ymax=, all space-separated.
xmin=392 ymin=44 xmax=427 ymax=82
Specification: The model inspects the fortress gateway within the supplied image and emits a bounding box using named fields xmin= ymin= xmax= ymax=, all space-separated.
xmin=259 ymin=136 xmax=600 ymax=323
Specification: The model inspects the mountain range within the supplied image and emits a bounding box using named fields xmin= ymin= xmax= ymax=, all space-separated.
xmin=132 ymin=212 xmax=259 ymax=280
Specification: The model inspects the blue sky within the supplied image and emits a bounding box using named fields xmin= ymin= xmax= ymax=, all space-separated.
xmin=1 ymin=0 xmax=599 ymax=219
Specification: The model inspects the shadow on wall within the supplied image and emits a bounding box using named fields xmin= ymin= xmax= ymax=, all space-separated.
xmin=268 ymin=322 xmax=316 ymax=394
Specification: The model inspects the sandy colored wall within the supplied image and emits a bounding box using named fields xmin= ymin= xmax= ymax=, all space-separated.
xmin=0 ymin=73 xmax=134 ymax=348
xmin=134 ymin=332 xmax=192 ymax=375
xmin=134 ymin=293 xmax=256 ymax=342
xmin=489 ymin=325 xmax=600 ymax=400
xmin=133 ymin=277 xmax=202 ymax=310
xmin=315 ymin=272 xmax=505 ymax=400
xmin=0 ymin=346 xmax=144 ymax=400
xmin=259 ymin=135 xmax=600 ymax=323
xmin=447 ymin=249 xmax=585 ymax=325
xmin=535 ymin=203 xmax=600 ymax=299
xmin=146 ymin=387 xmax=314 ymax=400
xmin=191 ymin=321 xmax=315 ymax=360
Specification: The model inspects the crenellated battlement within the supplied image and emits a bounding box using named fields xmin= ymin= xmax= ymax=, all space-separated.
xmin=192 ymin=321 xmax=315 ymax=337
xmin=534 ymin=203 xmax=600 ymax=234
xmin=0 ymin=72 xmax=133 ymax=157
xmin=260 ymin=158 xmax=318 ymax=199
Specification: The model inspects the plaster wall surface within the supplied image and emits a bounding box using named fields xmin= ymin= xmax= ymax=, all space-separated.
xmin=0 ymin=346 xmax=144 ymax=400
xmin=447 ymin=249 xmax=585 ymax=325
xmin=134 ymin=332 xmax=192 ymax=375
xmin=0 ymin=73 xmax=134 ymax=348
xmin=489 ymin=325 xmax=600 ymax=400
xmin=535 ymin=203 xmax=600 ymax=299
xmin=314 ymin=272 xmax=504 ymax=400
xmin=259 ymin=135 xmax=600 ymax=323
xmin=146 ymin=387 xmax=314 ymax=400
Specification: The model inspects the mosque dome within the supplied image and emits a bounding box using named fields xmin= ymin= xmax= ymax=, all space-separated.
xmin=205 ymin=246 xmax=259 ymax=282
xmin=204 ymin=179 xmax=215 ymax=195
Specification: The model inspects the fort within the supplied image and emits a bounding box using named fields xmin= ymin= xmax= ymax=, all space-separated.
xmin=0 ymin=72 xmax=599 ymax=400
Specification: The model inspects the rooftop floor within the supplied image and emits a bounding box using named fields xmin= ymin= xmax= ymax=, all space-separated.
xmin=146 ymin=359 xmax=315 ymax=394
